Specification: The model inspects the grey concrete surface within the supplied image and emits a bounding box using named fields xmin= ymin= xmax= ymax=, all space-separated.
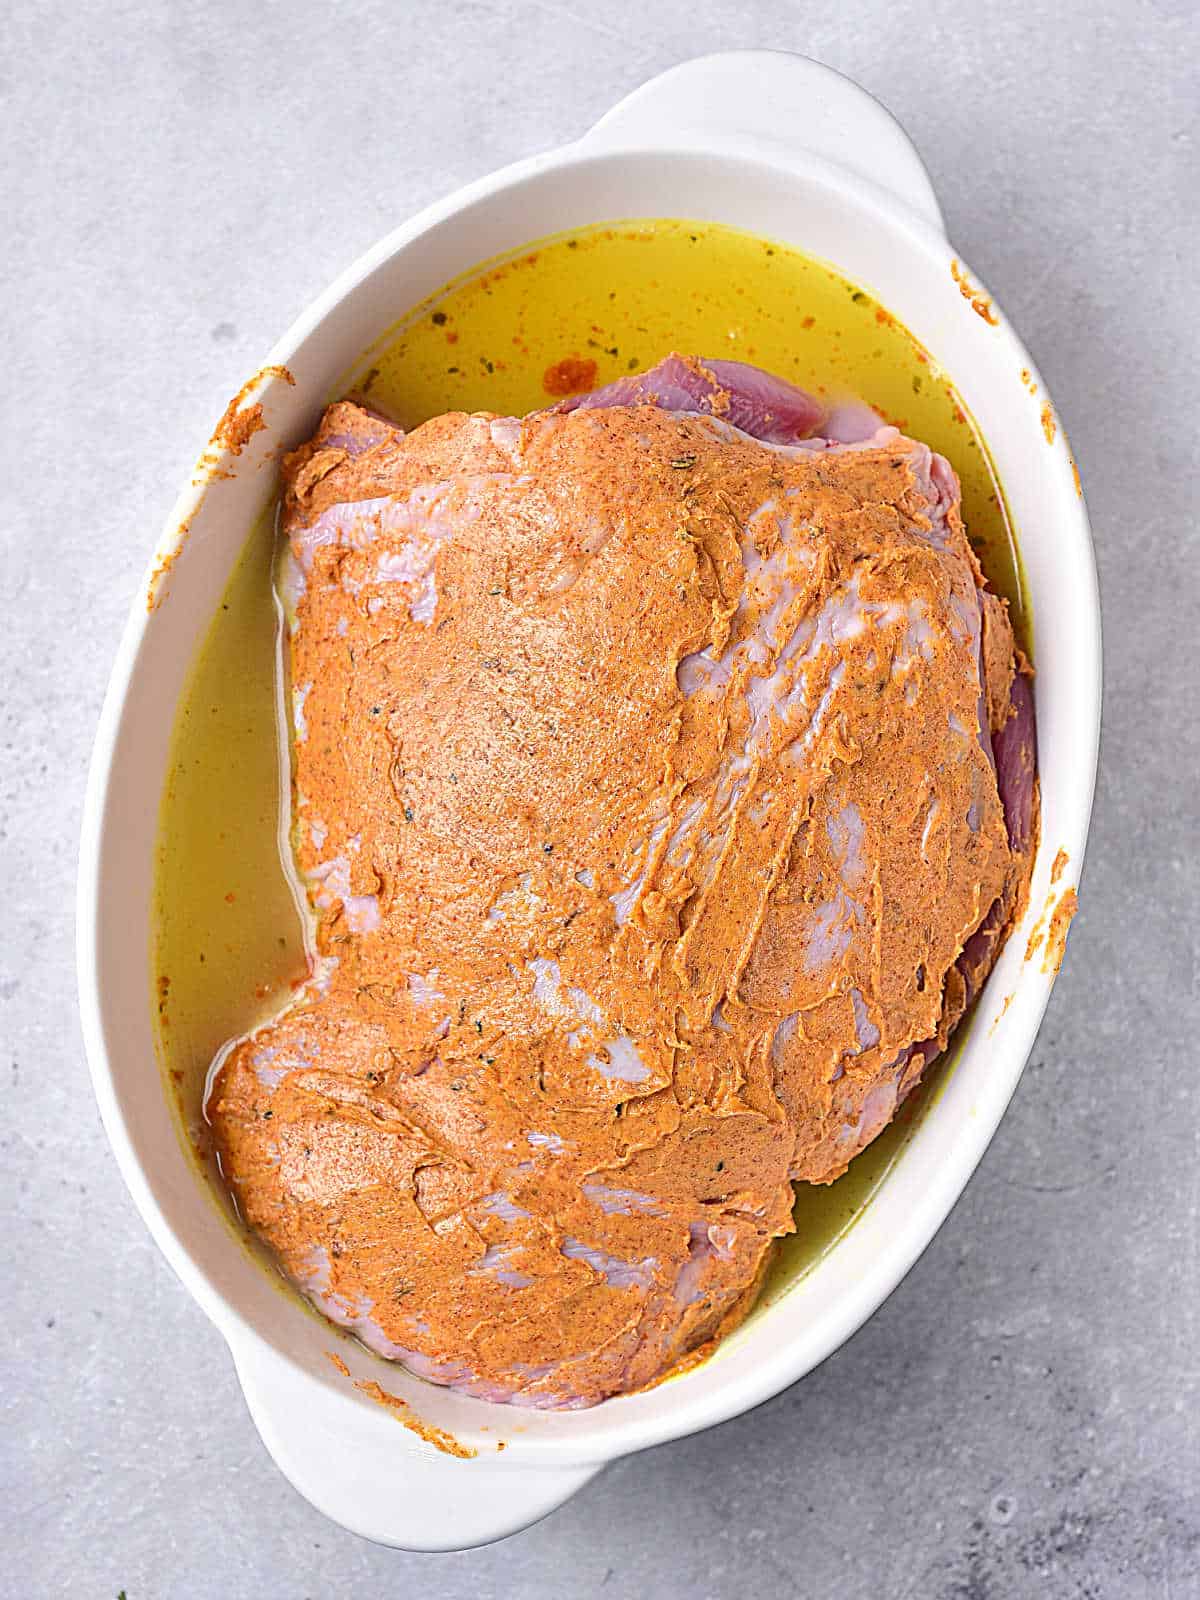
xmin=2 ymin=1 xmax=1197 ymax=1595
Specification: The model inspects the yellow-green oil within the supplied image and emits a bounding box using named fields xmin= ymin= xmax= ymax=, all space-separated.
xmin=153 ymin=512 xmax=308 ymax=1172
xmin=153 ymin=217 xmax=1023 ymax=1300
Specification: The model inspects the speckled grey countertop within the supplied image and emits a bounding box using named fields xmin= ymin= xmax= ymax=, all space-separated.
xmin=3 ymin=1 xmax=1197 ymax=1595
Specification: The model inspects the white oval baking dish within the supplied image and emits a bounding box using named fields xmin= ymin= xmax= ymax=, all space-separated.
xmin=77 ymin=51 xmax=1101 ymax=1550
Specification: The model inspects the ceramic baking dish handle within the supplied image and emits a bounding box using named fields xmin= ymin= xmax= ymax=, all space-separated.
xmin=584 ymin=50 xmax=946 ymax=235
xmin=232 ymin=1334 xmax=600 ymax=1551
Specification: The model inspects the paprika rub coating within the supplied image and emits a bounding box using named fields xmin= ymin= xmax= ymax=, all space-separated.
xmin=208 ymin=359 xmax=1035 ymax=1409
